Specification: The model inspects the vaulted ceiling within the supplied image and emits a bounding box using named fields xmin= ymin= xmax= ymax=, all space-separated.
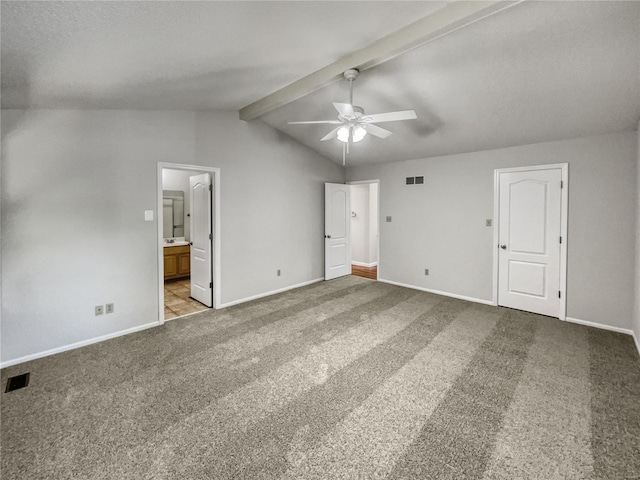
xmin=2 ymin=1 xmax=639 ymax=166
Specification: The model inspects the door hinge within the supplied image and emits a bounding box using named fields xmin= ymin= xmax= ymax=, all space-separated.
xmin=561 ymin=180 xmax=563 ymax=189
xmin=558 ymin=291 xmax=561 ymax=298
xmin=209 ymin=184 xmax=213 ymax=192
xmin=209 ymin=233 xmax=212 ymax=240
xmin=209 ymin=282 xmax=213 ymax=288
xmin=559 ymin=236 xmax=562 ymax=244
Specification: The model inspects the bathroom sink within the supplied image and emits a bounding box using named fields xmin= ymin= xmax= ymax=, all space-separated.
xmin=164 ymin=240 xmax=189 ymax=247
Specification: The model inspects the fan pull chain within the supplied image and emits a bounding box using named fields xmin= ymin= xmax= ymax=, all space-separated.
xmin=342 ymin=143 xmax=346 ymax=166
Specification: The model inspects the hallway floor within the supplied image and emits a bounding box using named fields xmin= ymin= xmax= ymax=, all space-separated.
xmin=164 ymin=278 xmax=209 ymax=320
xmin=351 ymin=264 xmax=377 ymax=280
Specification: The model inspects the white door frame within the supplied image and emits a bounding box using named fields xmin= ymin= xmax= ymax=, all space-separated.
xmin=347 ymin=179 xmax=380 ymax=279
xmin=156 ymin=163 xmax=221 ymax=323
xmin=492 ymin=163 xmax=568 ymax=319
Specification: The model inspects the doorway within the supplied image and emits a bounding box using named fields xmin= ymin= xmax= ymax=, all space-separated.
xmin=156 ymin=163 xmax=221 ymax=322
xmin=349 ymin=181 xmax=379 ymax=280
xmin=324 ymin=180 xmax=379 ymax=282
xmin=493 ymin=164 xmax=568 ymax=319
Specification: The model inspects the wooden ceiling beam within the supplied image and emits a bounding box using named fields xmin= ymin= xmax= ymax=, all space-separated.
xmin=239 ymin=0 xmax=523 ymax=121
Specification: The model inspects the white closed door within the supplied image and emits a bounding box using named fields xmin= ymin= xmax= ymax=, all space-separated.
xmin=190 ymin=173 xmax=213 ymax=307
xmin=325 ymin=183 xmax=351 ymax=280
xmin=498 ymin=168 xmax=562 ymax=317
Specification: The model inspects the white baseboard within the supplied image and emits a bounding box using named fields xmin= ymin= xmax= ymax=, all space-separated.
xmin=0 ymin=321 xmax=160 ymax=369
xmin=218 ymin=278 xmax=324 ymax=309
xmin=351 ymin=261 xmax=378 ymax=268
xmin=5 ymin=284 xmax=635 ymax=370
xmin=377 ymin=281 xmax=639 ymax=355
xmin=378 ymin=278 xmax=495 ymax=306
xmin=2 ymin=279 xmax=325 ymax=368
xmin=566 ymin=317 xmax=639 ymax=355
xmin=565 ymin=317 xmax=635 ymax=336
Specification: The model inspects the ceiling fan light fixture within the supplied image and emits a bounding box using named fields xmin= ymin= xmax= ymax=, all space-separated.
xmin=337 ymin=124 xmax=366 ymax=143
xmin=352 ymin=125 xmax=366 ymax=142
xmin=337 ymin=126 xmax=350 ymax=143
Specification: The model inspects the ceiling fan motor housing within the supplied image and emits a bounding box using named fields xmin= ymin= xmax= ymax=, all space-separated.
xmin=343 ymin=69 xmax=359 ymax=81
xmin=338 ymin=105 xmax=365 ymax=123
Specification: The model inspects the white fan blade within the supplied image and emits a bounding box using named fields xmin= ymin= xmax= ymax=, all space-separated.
xmin=288 ymin=120 xmax=342 ymax=125
xmin=363 ymin=110 xmax=417 ymax=123
xmin=320 ymin=127 xmax=341 ymax=141
xmin=366 ymin=124 xmax=393 ymax=139
xmin=333 ymin=102 xmax=354 ymax=117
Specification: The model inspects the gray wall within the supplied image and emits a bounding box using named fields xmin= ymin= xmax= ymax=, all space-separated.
xmin=347 ymin=131 xmax=638 ymax=331
xmin=369 ymin=183 xmax=379 ymax=265
xmin=350 ymin=184 xmax=370 ymax=265
xmin=194 ymin=112 xmax=344 ymax=304
xmin=350 ymin=183 xmax=379 ymax=267
xmin=1 ymin=109 xmax=343 ymax=365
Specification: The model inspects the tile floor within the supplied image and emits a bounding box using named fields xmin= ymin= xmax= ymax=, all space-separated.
xmin=164 ymin=278 xmax=209 ymax=320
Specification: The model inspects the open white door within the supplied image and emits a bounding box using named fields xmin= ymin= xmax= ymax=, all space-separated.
xmin=497 ymin=167 xmax=564 ymax=317
xmin=325 ymin=183 xmax=351 ymax=280
xmin=190 ymin=173 xmax=213 ymax=307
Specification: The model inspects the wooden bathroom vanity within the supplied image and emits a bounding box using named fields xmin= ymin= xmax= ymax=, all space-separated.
xmin=163 ymin=244 xmax=190 ymax=280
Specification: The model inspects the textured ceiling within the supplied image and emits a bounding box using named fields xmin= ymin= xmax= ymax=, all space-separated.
xmin=2 ymin=1 xmax=639 ymax=167
xmin=1 ymin=1 xmax=445 ymax=110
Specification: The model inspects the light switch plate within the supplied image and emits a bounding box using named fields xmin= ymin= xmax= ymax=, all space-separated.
xmin=144 ymin=210 xmax=154 ymax=221
xmin=486 ymin=219 xmax=492 ymax=227
xmin=386 ymin=216 xmax=392 ymax=222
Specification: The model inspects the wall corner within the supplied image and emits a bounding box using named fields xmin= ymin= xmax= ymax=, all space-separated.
xmin=633 ymin=122 xmax=640 ymax=355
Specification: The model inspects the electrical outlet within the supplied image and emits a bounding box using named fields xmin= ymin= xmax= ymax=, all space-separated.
xmin=95 ymin=305 xmax=104 ymax=316
xmin=105 ymin=303 xmax=114 ymax=314
xmin=486 ymin=219 xmax=492 ymax=227
xmin=424 ymin=268 xmax=429 ymax=276
xmin=277 ymin=269 xmax=281 ymax=276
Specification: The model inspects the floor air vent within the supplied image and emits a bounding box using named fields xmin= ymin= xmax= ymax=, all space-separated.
xmin=5 ymin=373 xmax=30 ymax=393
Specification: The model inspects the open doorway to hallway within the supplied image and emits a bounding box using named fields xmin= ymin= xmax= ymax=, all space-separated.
xmin=349 ymin=181 xmax=379 ymax=280
xmin=157 ymin=163 xmax=221 ymax=322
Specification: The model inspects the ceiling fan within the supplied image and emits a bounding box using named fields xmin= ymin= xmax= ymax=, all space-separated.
xmin=288 ymin=69 xmax=417 ymax=164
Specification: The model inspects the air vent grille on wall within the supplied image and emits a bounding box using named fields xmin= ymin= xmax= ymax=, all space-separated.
xmin=406 ymin=176 xmax=424 ymax=185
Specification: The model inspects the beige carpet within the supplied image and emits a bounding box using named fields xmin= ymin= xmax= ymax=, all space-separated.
xmin=2 ymin=276 xmax=639 ymax=479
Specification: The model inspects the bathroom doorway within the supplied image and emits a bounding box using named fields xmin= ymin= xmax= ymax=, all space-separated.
xmin=156 ymin=163 xmax=221 ymax=322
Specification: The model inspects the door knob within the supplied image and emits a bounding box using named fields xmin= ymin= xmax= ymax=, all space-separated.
xmin=326 ymin=235 xmax=332 ymax=239
xmin=500 ymin=244 xmax=507 ymax=249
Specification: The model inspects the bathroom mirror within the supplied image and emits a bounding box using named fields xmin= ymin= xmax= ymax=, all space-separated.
xmin=162 ymin=190 xmax=185 ymax=238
